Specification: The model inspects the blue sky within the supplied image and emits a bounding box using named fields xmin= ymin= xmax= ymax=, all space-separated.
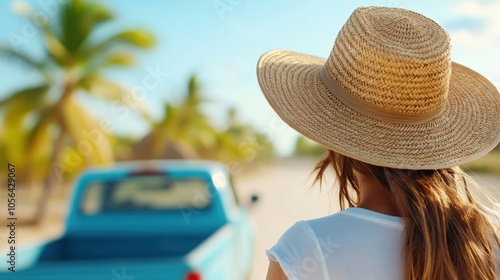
xmin=1 ymin=0 xmax=499 ymax=155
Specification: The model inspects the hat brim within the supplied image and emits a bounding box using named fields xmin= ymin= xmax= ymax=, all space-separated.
xmin=257 ymin=50 xmax=500 ymax=169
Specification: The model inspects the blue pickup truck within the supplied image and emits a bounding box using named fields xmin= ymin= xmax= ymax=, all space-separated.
xmin=1 ymin=160 xmax=256 ymax=280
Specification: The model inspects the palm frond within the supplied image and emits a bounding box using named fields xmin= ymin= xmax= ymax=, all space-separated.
xmin=0 ymin=46 xmax=50 ymax=79
xmin=1 ymin=87 xmax=51 ymax=165
xmin=79 ymin=49 xmax=136 ymax=75
xmin=103 ymin=50 xmax=136 ymax=67
xmin=0 ymin=85 xmax=50 ymax=112
xmin=85 ymin=29 xmax=155 ymax=56
xmin=77 ymin=73 xmax=152 ymax=122
xmin=44 ymin=33 xmax=71 ymax=66
xmin=60 ymin=0 xmax=114 ymax=54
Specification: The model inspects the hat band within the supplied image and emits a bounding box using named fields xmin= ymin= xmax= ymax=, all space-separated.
xmin=319 ymin=66 xmax=446 ymax=125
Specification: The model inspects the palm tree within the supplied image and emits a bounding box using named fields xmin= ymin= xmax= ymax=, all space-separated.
xmin=133 ymin=76 xmax=275 ymax=164
xmin=132 ymin=75 xmax=217 ymax=160
xmin=0 ymin=0 xmax=155 ymax=223
xmin=214 ymin=107 xmax=275 ymax=163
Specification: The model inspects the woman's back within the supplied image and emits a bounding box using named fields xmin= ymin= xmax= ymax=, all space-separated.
xmin=267 ymin=207 xmax=500 ymax=280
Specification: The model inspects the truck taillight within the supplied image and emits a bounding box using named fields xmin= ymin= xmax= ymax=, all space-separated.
xmin=185 ymin=271 xmax=201 ymax=280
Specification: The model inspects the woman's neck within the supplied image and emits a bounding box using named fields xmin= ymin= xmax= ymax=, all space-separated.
xmin=355 ymin=171 xmax=400 ymax=217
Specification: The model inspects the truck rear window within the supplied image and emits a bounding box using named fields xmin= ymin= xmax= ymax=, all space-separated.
xmin=81 ymin=176 xmax=211 ymax=214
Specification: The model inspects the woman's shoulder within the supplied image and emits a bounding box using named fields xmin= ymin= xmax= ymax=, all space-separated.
xmin=270 ymin=208 xmax=404 ymax=254
xmin=269 ymin=207 xmax=405 ymax=249
xmin=266 ymin=220 xmax=328 ymax=279
xmin=271 ymin=220 xmax=315 ymax=248
xmin=306 ymin=207 xmax=404 ymax=231
xmin=273 ymin=209 xmax=361 ymax=244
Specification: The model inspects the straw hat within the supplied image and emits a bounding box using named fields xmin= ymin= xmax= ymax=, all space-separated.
xmin=257 ymin=6 xmax=500 ymax=170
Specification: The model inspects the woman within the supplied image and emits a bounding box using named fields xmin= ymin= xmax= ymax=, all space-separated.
xmin=257 ymin=6 xmax=500 ymax=280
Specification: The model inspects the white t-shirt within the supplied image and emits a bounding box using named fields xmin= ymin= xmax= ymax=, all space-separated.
xmin=266 ymin=207 xmax=500 ymax=280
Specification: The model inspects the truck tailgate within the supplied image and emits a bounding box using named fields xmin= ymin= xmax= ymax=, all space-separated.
xmin=184 ymin=224 xmax=245 ymax=280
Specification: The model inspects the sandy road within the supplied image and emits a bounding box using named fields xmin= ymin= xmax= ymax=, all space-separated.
xmin=235 ymin=158 xmax=340 ymax=280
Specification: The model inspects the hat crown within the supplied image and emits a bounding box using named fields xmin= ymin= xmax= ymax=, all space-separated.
xmin=325 ymin=7 xmax=452 ymax=115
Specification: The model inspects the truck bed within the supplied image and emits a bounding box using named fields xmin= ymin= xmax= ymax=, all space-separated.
xmin=0 ymin=225 xmax=241 ymax=280
xmin=38 ymin=234 xmax=211 ymax=261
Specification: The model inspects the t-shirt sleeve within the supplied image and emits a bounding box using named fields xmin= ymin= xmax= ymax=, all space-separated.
xmin=266 ymin=221 xmax=326 ymax=280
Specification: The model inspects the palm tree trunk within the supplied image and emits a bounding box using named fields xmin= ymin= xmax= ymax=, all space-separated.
xmin=32 ymin=128 xmax=66 ymax=224
xmin=32 ymin=81 xmax=73 ymax=224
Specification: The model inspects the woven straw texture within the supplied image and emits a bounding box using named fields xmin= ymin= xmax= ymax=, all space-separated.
xmin=257 ymin=7 xmax=500 ymax=169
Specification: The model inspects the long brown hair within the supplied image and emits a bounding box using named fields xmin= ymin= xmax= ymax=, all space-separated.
xmin=314 ymin=150 xmax=500 ymax=280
